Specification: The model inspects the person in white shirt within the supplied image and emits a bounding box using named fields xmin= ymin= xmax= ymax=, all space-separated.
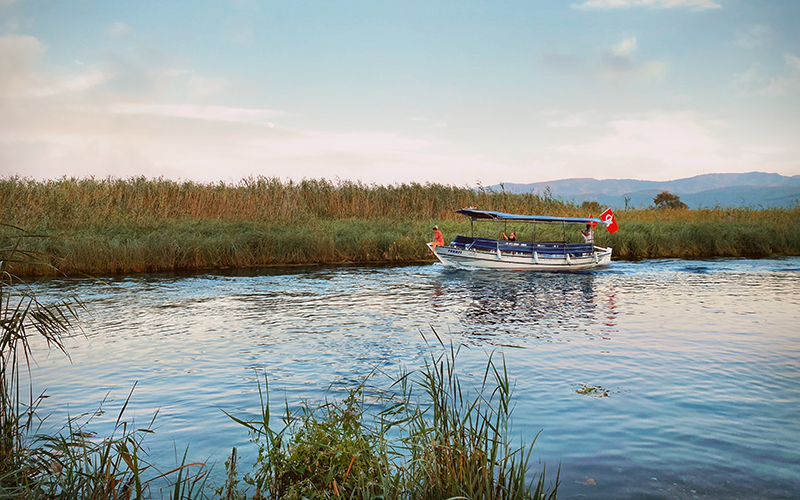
xmin=581 ymin=224 xmax=594 ymax=244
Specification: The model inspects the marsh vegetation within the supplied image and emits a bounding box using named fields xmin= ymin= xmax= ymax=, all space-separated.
xmin=2 ymin=176 xmax=799 ymax=276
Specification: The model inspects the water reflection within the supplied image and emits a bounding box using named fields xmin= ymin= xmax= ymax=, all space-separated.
xmin=431 ymin=270 xmax=618 ymax=343
xmin=23 ymin=259 xmax=800 ymax=500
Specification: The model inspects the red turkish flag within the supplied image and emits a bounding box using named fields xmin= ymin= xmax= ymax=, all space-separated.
xmin=600 ymin=208 xmax=618 ymax=234
xmin=588 ymin=214 xmax=598 ymax=229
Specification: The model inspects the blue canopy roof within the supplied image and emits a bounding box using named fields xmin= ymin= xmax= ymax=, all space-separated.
xmin=455 ymin=209 xmax=603 ymax=225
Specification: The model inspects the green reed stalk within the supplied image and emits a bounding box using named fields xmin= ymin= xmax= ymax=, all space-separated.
xmin=229 ymin=338 xmax=558 ymax=500
xmin=387 ymin=341 xmax=557 ymax=500
xmin=0 ymin=229 xmax=209 ymax=499
xmin=3 ymin=176 xmax=799 ymax=276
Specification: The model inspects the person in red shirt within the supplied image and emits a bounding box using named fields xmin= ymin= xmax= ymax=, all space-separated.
xmin=430 ymin=225 xmax=445 ymax=253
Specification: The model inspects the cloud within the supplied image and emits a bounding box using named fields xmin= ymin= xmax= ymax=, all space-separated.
xmin=542 ymin=37 xmax=665 ymax=82
xmin=733 ymin=64 xmax=766 ymax=92
xmin=0 ymin=70 xmax=511 ymax=186
xmin=247 ymin=129 xmax=431 ymax=160
xmin=760 ymin=53 xmax=800 ymax=96
xmin=572 ymin=0 xmax=721 ymax=10
xmin=110 ymin=103 xmax=284 ymax=124
xmin=0 ymin=34 xmax=45 ymax=94
xmin=0 ymin=35 xmax=109 ymax=97
xmin=28 ymin=67 xmax=108 ymax=96
xmin=612 ymin=37 xmax=637 ymax=58
xmin=600 ymin=36 xmax=667 ymax=81
xmin=602 ymin=37 xmax=638 ymax=72
xmin=735 ymin=24 xmax=772 ymax=50
xmin=734 ymin=53 xmax=800 ymax=97
xmin=557 ymin=113 xmax=729 ymax=177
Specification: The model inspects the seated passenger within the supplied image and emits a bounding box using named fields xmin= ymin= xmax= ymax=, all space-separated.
xmin=581 ymin=224 xmax=594 ymax=244
xmin=429 ymin=225 xmax=445 ymax=253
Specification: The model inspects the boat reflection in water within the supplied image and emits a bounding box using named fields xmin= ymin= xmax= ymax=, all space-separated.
xmin=429 ymin=268 xmax=618 ymax=345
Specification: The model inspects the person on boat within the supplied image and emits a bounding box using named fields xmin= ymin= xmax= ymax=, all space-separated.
xmin=581 ymin=224 xmax=594 ymax=244
xmin=502 ymin=230 xmax=517 ymax=241
xmin=430 ymin=225 xmax=445 ymax=253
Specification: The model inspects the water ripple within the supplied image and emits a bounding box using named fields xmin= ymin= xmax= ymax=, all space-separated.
xmin=24 ymin=258 xmax=800 ymax=499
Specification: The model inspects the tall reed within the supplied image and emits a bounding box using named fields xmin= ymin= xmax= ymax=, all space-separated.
xmin=0 ymin=176 xmax=572 ymax=230
xmin=0 ymin=229 xmax=209 ymax=499
xmin=389 ymin=343 xmax=557 ymax=500
xmin=229 ymin=337 xmax=558 ymax=500
xmin=3 ymin=176 xmax=799 ymax=276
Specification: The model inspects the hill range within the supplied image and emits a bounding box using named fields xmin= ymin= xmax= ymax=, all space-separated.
xmin=494 ymin=172 xmax=800 ymax=209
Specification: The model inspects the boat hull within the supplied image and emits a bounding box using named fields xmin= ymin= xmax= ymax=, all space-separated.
xmin=428 ymin=243 xmax=612 ymax=271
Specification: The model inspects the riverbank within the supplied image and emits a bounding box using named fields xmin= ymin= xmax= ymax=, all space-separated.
xmin=3 ymin=176 xmax=799 ymax=276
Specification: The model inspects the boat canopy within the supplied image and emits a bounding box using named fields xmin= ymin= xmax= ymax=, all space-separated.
xmin=455 ymin=209 xmax=603 ymax=225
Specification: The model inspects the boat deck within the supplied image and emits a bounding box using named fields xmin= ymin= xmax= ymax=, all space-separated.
xmin=450 ymin=236 xmax=595 ymax=256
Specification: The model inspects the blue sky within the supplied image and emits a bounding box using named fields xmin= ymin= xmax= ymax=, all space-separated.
xmin=1 ymin=0 xmax=798 ymax=186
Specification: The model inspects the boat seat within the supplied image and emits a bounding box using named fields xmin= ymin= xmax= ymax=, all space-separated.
xmin=450 ymin=236 xmax=594 ymax=256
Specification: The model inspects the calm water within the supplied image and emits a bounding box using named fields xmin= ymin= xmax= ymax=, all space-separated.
xmin=27 ymin=258 xmax=800 ymax=499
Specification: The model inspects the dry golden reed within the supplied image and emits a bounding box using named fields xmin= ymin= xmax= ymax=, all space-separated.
xmin=2 ymin=176 xmax=798 ymax=275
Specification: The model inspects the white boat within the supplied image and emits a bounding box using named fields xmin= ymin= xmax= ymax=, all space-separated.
xmin=427 ymin=209 xmax=614 ymax=271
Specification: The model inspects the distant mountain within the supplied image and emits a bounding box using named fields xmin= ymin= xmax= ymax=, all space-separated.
xmin=493 ymin=172 xmax=800 ymax=209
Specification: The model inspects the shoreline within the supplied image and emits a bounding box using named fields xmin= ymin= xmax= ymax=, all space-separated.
xmin=6 ymin=218 xmax=800 ymax=277
xmin=3 ymin=177 xmax=799 ymax=277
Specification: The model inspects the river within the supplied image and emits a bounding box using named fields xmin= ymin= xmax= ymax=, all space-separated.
xmin=27 ymin=258 xmax=800 ymax=499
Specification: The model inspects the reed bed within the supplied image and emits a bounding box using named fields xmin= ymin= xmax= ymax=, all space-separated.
xmin=226 ymin=338 xmax=557 ymax=500
xmin=0 ymin=176 xmax=572 ymax=229
xmin=3 ymin=176 xmax=799 ymax=276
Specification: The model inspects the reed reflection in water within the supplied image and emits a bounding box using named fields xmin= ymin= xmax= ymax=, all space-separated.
xmin=26 ymin=258 xmax=800 ymax=499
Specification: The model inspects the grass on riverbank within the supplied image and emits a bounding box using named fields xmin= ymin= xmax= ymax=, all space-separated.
xmin=224 ymin=341 xmax=557 ymax=500
xmin=3 ymin=176 xmax=799 ymax=275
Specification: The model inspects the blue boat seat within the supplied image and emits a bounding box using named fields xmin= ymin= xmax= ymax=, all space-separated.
xmin=450 ymin=236 xmax=594 ymax=256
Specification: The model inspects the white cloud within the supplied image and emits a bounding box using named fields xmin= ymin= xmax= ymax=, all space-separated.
xmin=542 ymin=37 xmax=666 ymax=82
xmin=601 ymin=36 xmax=667 ymax=81
xmin=248 ymin=129 xmax=431 ymax=157
xmin=612 ymin=37 xmax=637 ymax=57
xmin=0 ymin=34 xmax=45 ymax=94
xmin=732 ymin=64 xmax=764 ymax=92
xmin=110 ymin=103 xmax=284 ymax=124
xmin=557 ymin=113 xmax=729 ymax=177
xmin=735 ymin=24 xmax=772 ymax=50
xmin=759 ymin=53 xmax=800 ymax=96
xmin=734 ymin=53 xmax=800 ymax=97
xmin=29 ymin=67 xmax=108 ymax=96
xmin=1 ymin=35 xmax=107 ymax=97
xmin=572 ymin=0 xmax=721 ymax=10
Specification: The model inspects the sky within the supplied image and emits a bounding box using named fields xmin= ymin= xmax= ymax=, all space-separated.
xmin=1 ymin=0 xmax=799 ymax=187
